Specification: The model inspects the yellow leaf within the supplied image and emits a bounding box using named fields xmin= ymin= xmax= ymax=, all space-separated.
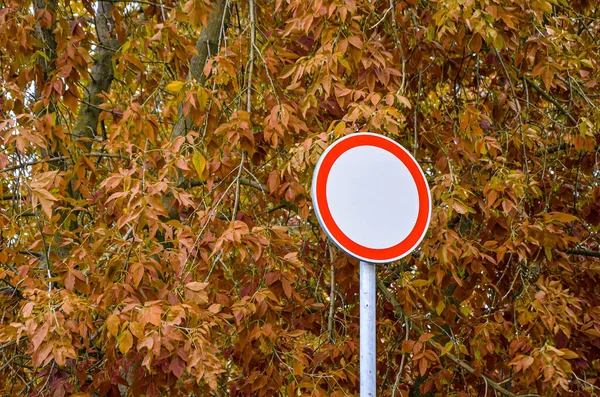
xmin=129 ymin=321 xmax=145 ymax=339
xmin=106 ymin=314 xmax=120 ymax=337
xmin=559 ymin=348 xmax=579 ymax=359
xmin=493 ymin=33 xmax=504 ymax=50
xmin=192 ymin=151 xmax=208 ymax=181
xmin=198 ymin=87 xmax=209 ymax=110
xmin=536 ymin=0 xmax=553 ymax=13
xmin=293 ymin=360 xmax=304 ymax=376
xmin=338 ymin=57 xmax=351 ymax=72
xmin=440 ymin=341 xmax=454 ymax=356
xmin=544 ymin=246 xmax=552 ymax=261
xmin=118 ymin=330 xmax=133 ymax=354
xmin=333 ymin=121 xmax=345 ymax=138
xmin=550 ymin=212 xmax=579 ymax=223
xmin=412 ymin=279 xmax=431 ymax=287
xmin=165 ymin=80 xmax=186 ymax=94
xmin=435 ymin=299 xmax=446 ymax=315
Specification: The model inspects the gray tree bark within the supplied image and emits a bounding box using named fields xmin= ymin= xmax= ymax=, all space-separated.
xmin=73 ymin=1 xmax=119 ymax=151
xmin=33 ymin=0 xmax=58 ymax=103
xmin=171 ymin=0 xmax=231 ymax=139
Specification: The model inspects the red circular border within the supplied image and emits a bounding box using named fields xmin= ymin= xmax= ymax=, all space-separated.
xmin=314 ymin=134 xmax=431 ymax=262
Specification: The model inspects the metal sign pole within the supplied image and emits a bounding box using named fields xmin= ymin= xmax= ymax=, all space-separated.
xmin=360 ymin=260 xmax=376 ymax=396
xmin=312 ymin=134 xmax=431 ymax=397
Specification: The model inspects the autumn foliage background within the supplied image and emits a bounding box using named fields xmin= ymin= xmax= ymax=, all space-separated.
xmin=0 ymin=0 xmax=599 ymax=395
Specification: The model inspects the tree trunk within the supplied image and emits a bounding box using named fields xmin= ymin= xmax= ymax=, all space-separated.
xmin=72 ymin=1 xmax=119 ymax=151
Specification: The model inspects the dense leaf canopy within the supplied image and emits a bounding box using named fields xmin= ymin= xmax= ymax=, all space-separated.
xmin=0 ymin=0 xmax=599 ymax=395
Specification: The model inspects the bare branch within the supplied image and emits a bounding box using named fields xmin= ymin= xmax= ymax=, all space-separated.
xmin=0 ymin=153 xmax=127 ymax=174
xmin=183 ymin=176 xmax=265 ymax=192
xmin=566 ymin=249 xmax=600 ymax=259
xmin=0 ymin=156 xmax=64 ymax=174
xmin=101 ymin=0 xmax=173 ymax=10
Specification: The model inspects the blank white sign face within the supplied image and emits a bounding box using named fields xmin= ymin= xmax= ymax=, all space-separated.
xmin=312 ymin=133 xmax=431 ymax=263
xmin=327 ymin=145 xmax=419 ymax=249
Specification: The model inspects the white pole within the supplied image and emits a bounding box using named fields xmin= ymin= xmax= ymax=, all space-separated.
xmin=360 ymin=260 xmax=377 ymax=396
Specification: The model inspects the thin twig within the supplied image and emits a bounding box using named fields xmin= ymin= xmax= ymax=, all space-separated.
xmin=232 ymin=152 xmax=245 ymax=220
xmin=14 ymin=150 xmax=53 ymax=293
xmin=387 ymin=0 xmax=406 ymax=94
xmin=377 ymin=279 xmax=533 ymax=397
xmin=494 ymin=47 xmax=529 ymax=185
xmin=413 ymin=67 xmax=422 ymax=157
xmin=369 ymin=5 xmax=393 ymax=30
xmin=391 ymin=320 xmax=410 ymax=396
xmin=327 ymin=246 xmax=336 ymax=342
xmin=102 ymin=0 xmax=173 ymax=9
xmin=232 ymin=0 xmax=255 ymax=220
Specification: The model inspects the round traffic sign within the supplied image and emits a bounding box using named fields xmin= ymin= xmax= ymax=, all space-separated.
xmin=311 ymin=133 xmax=431 ymax=263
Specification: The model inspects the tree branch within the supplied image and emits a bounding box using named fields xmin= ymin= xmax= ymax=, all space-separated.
xmin=232 ymin=0 xmax=254 ymax=220
xmin=566 ymin=249 xmax=600 ymax=259
xmin=0 ymin=156 xmax=64 ymax=174
xmin=377 ymin=279 xmax=531 ymax=397
xmin=0 ymin=153 xmax=126 ymax=174
xmin=523 ymin=77 xmax=578 ymax=125
xmin=1 ymin=194 xmax=24 ymax=201
xmin=538 ymin=143 xmax=569 ymax=155
xmin=182 ymin=177 xmax=266 ymax=192
xmin=101 ymin=0 xmax=173 ymax=10
xmin=33 ymin=0 xmax=58 ymax=105
xmin=171 ymin=0 xmax=231 ymax=139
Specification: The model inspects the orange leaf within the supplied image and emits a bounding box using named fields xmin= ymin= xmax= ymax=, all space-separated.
xmin=348 ymin=36 xmax=362 ymax=49
xmin=32 ymin=188 xmax=57 ymax=219
xmin=185 ymin=281 xmax=208 ymax=291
